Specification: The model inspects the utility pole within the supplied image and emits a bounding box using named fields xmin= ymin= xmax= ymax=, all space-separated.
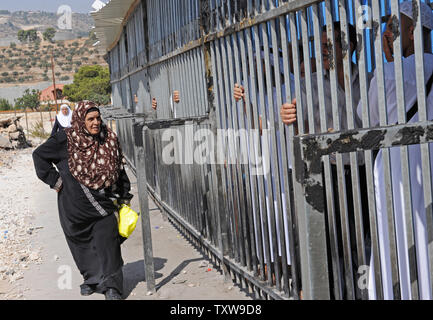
xmin=51 ymin=50 xmax=59 ymax=113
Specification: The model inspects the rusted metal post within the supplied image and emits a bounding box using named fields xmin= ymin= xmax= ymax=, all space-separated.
xmin=293 ymin=136 xmax=330 ymax=300
xmin=133 ymin=121 xmax=156 ymax=294
xmin=51 ymin=51 xmax=59 ymax=113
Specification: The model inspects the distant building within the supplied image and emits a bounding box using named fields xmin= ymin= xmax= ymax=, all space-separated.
xmin=39 ymin=84 xmax=69 ymax=105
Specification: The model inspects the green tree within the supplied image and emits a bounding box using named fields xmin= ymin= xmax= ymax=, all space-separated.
xmin=0 ymin=98 xmax=12 ymax=111
xmin=89 ymin=30 xmax=97 ymax=41
xmin=14 ymin=89 xmax=40 ymax=111
xmin=42 ymin=27 xmax=56 ymax=43
xmin=63 ymin=65 xmax=111 ymax=104
xmin=27 ymin=30 xmax=39 ymax=43
xmin=17 ymin=30 xmax=28 ymax=43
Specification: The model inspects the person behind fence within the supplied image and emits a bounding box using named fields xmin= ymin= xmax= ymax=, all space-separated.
xmin=358 ymin=1 xmax=433 ymax=300
xmin=232 ymin=43 xmax=308 ymax=295
xmin=51 ymin=104 xmax=72 ymax=137
xmin=32 ymin=101 xmax=133 ymax=300
xmin=280 ymin=21 xmax=373 ymax=299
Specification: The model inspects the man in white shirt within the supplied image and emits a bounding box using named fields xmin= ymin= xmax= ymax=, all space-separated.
xmin=358 ymin=1 xmax=433 ymax=300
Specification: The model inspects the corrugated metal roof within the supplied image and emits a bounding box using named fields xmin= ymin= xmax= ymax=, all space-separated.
xmin=91 ymin=0 xmax=137 ymax=52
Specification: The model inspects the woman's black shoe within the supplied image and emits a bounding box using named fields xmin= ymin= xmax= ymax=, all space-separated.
xmin=104 ymin=288 xmax=122 ymax=300
xmin=80 ymin=284 xmax=96 ymax=296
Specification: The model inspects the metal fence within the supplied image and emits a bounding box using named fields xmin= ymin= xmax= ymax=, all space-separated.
xmin=99 ymin=0 xmax=433 ymax=300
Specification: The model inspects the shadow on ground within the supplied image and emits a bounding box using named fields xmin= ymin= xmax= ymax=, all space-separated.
xmin=155 ymin=257 xmax=205 ymax=291
xmin=122 ymin=257 xmax=166 ymax=298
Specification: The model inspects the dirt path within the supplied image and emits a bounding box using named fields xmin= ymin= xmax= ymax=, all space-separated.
xmin=0 ymin=148 xmax=252 ymax=300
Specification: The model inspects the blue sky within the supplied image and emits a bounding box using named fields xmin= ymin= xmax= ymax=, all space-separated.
xmin=0 ymin=0 xmax=100 ymax=13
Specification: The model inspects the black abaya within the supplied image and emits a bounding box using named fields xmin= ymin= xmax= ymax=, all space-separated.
xmin=32 ymin=130 xmax=133 ymax=295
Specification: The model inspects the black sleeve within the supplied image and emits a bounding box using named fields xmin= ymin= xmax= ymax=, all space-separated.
xmin=51 ymin=118 xmax=59 ymax=137
xmin=116 ymin=168 xmax=134 ymax=204
xmin=32 ymin=134 xmax=64 ymax=189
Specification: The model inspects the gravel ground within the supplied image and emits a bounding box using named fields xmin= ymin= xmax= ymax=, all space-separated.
xmin=0 ymin=148 xmax=44 ymax=299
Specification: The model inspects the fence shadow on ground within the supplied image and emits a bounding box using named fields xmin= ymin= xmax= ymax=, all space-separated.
xmin=168 ymin=217 xmax=256 ymax=300
xmin=154 ymin=257 xmax=204 ymax=291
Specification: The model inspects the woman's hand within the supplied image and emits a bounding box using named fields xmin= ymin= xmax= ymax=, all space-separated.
xmin=54 ymin=184 xmax=63 ymax=193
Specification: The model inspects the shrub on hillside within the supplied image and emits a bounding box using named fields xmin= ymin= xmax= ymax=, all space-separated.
xmin=0 ymin=98 xmax=13 ymax=111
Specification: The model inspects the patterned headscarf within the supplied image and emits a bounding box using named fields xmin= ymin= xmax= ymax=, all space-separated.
xmin=65 ymin=101 xmax=124 ymax=190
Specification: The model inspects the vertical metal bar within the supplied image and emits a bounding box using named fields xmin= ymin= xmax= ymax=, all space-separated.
xmin=208 ymin=39 xmax=230 ymax=258
xmin=412 ymin=0 xmax=433 ymax=300
xmin=371 ymin=0 xmax=401 ymax=299
xmin=254 ymin=23 xmax=276 ymax=286
xmin=210 ymin=42 xmax=231 ymax=262
xmin=190 ymin=49 xmax=200 ymax=117
xmin=215 ymin=38 xmax=237 ymax=261
xmin=270 ymin=15 xmax=293 ymax=297
xmin=238 ymin=29 xmax=260 ymax=280
xmin=389 ymin=0 xmax=419 ymax=299
xmin=232 ymin=31 xmax=254 ymax=274
xmin=353 ymin=0 xmax=384 ymax=300
xmin=221 ymin=34 xmax=245 ymax=267
xmin=324 ymin=0 xmax=356 ymax=299
xmin=309 ymin=3 xmax=343 ymax=300
xmin=300 ymin=8 xmax=317 ymax=132
xmin=198 ymin=49 xmax=208 ymax=115
xmin=245 ymin=26 xmax=267 ymax=282
xmin=134 ymin=123 xmax=156 ymax=294
xmin=338 ymin=0 xmax=368 ymax=300
xmin=279 ymin=12 xmax=302 ymax=300
xmin=289 ymin=9 xmax=314 ymax=298
xmin=226 ymin=33 xmax=250 ymax=278
xmin=262 ymin=19 xmax=287 ymax=292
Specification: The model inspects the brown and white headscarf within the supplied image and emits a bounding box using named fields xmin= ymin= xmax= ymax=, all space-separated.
xmin=65 ymin=101 xmax=125 ymax=190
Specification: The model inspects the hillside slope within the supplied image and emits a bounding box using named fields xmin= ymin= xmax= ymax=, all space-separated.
xmin=0 ymin=11 xmax=94 ymax=40
xmin=0 ymin=37 xmax=107 ymax=86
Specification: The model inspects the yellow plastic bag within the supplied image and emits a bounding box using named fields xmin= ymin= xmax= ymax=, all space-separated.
xmin=118 ymin=204 xmax=139 ymax=238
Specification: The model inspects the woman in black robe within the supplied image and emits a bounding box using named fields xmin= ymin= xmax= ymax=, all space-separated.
xmin=33 ymin=101 xmax=133 ymax=300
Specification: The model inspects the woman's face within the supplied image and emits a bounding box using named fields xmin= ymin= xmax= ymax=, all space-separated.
xmin=61 ymin=108 xmax=69 ymax=116
xmin=84 ymin=111 xmax=102 ymax=135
